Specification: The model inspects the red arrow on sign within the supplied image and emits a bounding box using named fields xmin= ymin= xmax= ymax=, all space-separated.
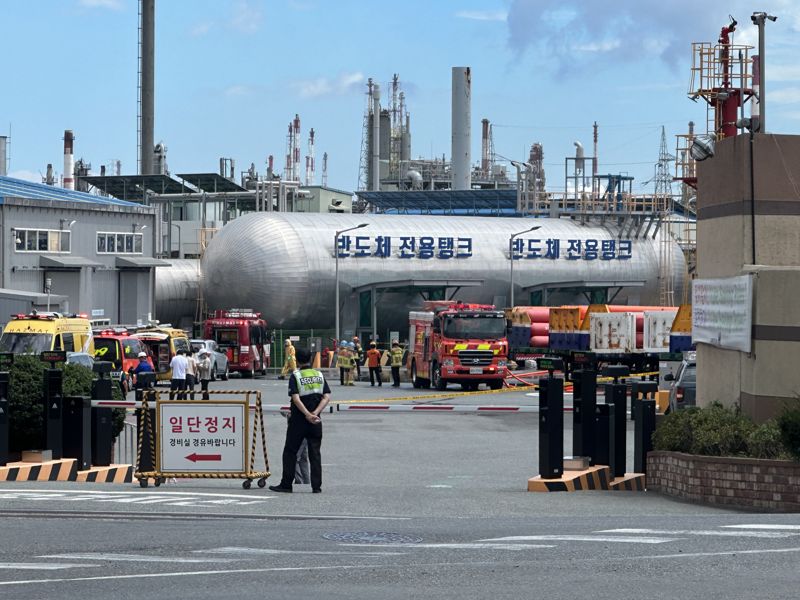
xmin=185 ymin=453 xmax=222 ymax=463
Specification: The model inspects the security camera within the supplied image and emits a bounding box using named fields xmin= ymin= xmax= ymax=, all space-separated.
xmin=736 ymin=117 xmax=752 ymax=130
xmin=690 ymin=135 xmax=715 ymax=161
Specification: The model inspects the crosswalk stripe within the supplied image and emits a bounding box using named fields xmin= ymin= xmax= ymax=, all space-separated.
xmin=0 ymin=563 xmax=99 ymax=570
xmin=721 ymin=524 xmax=800 ymax=531
xmin=195 ymin=547 xmax=405 ymax=556
xmin=39 ymin=553 xmax=239 ymax=564
xmin=339 ymin=543 xmax=555 ymax=551
xmin=597 ymin=528 xmax=799 ymax=539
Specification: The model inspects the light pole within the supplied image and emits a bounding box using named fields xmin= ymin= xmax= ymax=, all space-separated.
xmin=751 ymin=12 xmax=777 ymax=133
xmin=335 ymin=223 xmax=369 ymax=347
xmin=509 ymin=225 xmax=541 ymax=308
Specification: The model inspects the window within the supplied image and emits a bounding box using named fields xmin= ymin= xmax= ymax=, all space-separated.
xmin=62 ymin=332 xmax=75 ymax=351
xmin=13 ymin=229 xmax=71 ymax=253
xmin=96 ymin=232 xmax=144 ymax=255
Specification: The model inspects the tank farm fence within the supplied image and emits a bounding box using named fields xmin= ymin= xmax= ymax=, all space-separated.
xmin=271 ymin=328 xmax=336 ymax=373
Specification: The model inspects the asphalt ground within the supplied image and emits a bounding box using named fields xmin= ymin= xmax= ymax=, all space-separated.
xmin=1 ymin=370 xmax=797 ymax=598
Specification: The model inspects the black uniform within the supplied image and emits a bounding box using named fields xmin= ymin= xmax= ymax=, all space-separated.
xmin=278 ymin=369 xmax=331 ymax=492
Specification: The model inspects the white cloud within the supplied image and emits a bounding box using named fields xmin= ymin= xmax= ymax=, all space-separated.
xmin=769 ymin=64 xmax=800 ymax=82
xmin=769 ymin=86 xmax=800 ymax=105
xmin=573 ymin=39 xmax=621 ymax=52
xmin=189 ymin=22 xmax=212 ymax=37
xmin=229 ymin=0 xmax=264 ymax=34
xmin=292 ymin=72 xmax=365 ymax=98
xmin=224 ymin=85 xmax=252 ymax=97
xmin=78 ymin=0 xmax=123 ymax=8
xmin=456 ymin=10 xmax=507 ymax=22
xmin=8 ymin=170 xmax=42 ymax=183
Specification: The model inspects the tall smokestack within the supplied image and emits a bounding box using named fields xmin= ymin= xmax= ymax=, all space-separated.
xmin=371 ymin=84 xmax=381 ymax=191
xmin=322 ymin=152 xmax=328 ymax=187
xmin=140 ymin=0 xmax=155 ymax=174
xmin=0 ymin=135 xmax=7 ymax=176
xmin=63 ymin=130 xmax=75 ymax=190
xmin=480 ymin=118 xmax=490 ymax=177
xmin=451 ymin=67 xmax=471 ymax=190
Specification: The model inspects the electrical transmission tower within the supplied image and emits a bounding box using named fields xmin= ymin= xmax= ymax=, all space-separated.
xmin=653 ymin=126 xmax=676 ymax=306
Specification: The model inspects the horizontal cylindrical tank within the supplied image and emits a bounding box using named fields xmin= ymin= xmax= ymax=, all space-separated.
xmin=155 ymin=258 xmax=200 ymax=328
xmin=201 ymin=213 xmax=686 ymax=330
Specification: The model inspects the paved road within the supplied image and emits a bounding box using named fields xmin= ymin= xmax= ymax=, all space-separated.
xmin=4 ymin=375 xmax=796 ymax=598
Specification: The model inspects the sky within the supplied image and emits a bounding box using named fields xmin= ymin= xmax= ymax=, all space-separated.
xmin=3 ymin=0 xmax=800 ymax=195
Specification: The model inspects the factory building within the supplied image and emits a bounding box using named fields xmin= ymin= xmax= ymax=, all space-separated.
xmin=0 ymin=176 xmax=166 ymax=326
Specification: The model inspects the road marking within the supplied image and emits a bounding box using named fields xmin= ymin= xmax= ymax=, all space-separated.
xmin=39 ymin=553 xmax=239 ymax=564
xmin=195 ymin=546 xmax=405 ymax=556
xmin=623 ymin=547 xmax=800 ymax=560
xmin=597 ymin=528 xmax=799 ymax=539
xmin=479 ymin=535 xmax=678 ymax=544
xmin=0 ymin=489 xmax=269 ymax=507
xmin=722 ymin=524 xmax=800 ymax=531
xmin=0 ymin=489 xmax=267 ymax=500
xmin=339 ymin=543 xmax=555 ymax=551
xmin=0 ymin=563 xmax=99 ymax=570
xmin=0 ymin=562 xmax=484 ymax=587
xmin=426 ymin=485 xmax=453 ymax=489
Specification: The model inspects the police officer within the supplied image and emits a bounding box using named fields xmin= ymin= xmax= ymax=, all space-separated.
xmin=269 ymin=348 xmax=331 ymax=494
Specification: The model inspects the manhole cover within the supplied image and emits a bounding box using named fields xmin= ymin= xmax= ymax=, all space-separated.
xmin=322 ymin=531 xmax=423 ymax=544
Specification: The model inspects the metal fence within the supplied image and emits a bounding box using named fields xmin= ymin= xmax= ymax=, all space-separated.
xmin=114 ymin=421 xmax=137 ymax=466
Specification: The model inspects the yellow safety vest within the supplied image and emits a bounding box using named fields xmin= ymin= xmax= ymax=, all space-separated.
xmin=391 ymin=347 xmax=403 ymax=367
xmin=338 ymin=352 xmax=352 ymax=368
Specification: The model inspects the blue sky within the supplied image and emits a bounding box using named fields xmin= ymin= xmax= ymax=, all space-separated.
xmin=3 ymin=0 xmax=800 ymax=194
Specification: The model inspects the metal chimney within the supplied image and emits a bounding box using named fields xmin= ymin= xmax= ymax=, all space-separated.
xmin=63 ymin=130 xmax=75 ymax=190
xmin=480 ymin=118 xmax=490 ymax=177
xmin=0 ymin=135 xmax=7 ymax=176
xmin=451 ymin=67 xmax=472 ymax=190
xmin=371 ymin=84 xmax=381 ymax=191
xmin=139 ymin=0 xmax=155 ymax=175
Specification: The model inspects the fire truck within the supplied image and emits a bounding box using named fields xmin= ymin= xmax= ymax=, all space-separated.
xmin=202 ymin=309 xmax=270 ymax=377
xmin=408 ymin=301 xmax=508 ymax=391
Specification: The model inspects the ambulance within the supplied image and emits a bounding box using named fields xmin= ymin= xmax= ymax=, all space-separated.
xmin=0 ymin=311 xmax=94 ymax=354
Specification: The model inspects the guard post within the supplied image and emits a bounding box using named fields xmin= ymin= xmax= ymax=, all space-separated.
xmin=634 ymin=399 xmax=657 ymax=474
xmin=630 ymin=380 xmax=659 ymax=421
xmin=0 ymin=352 xmax=12 ymax=466
xmin=602 ymin=364 xmax=630 ymax=478
xmin=538 ymin=356 xmax=564 ymax=479
xmin=571 ymin=352 xmax=597 ymax=464
xmin=594 ymin=402 xmax=615 ymax=475
xmin=62 ymin=396 xmax=92 ymax=470
xmin=40 ymin=351 xmax=66 ymax=459
xmin=91 ymin=361 xmax=114 ymax=467
xmin=135 ymin=372 xmax=157 ymax=472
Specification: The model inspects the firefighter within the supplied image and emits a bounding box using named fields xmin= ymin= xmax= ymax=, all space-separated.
xmin=352 ymin=336 xmax=363 ymax=381
xmin=337 ymin=341 xmax=350 ymax=386
xmin=344 ymin=342 xmax=356 ymax=386
xmin=280 ymin=339 xmax=297 ymax=379
xmin=390 ymin=341 xmax=403 ymax=387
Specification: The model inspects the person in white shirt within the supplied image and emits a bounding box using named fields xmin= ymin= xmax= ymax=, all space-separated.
xmin=169 ymin=349 xmax=188 ymax=399
xmin=185 ymin=352 xmax=198 ymax=394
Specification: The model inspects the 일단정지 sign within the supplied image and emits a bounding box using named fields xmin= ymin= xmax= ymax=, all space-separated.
xmin=158 ymin=401 xmax=248 ymax=473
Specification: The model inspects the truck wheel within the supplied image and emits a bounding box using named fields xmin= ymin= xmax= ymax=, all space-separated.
xmin=411 ymin=361 xmax=422 ymax=389
xmin=489 ymin=380 xmax=503 ymax=390
xmin=432 ymin=363 xmax=447 ymax=391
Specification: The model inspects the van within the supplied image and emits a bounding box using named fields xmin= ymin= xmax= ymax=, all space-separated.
xmin=131 ymin=327 xmax=190 ymax=382
xmin=94 ymin=330 xmax=154 ymax=393
xmin=0 ymin=311 xmax=94 ymax=355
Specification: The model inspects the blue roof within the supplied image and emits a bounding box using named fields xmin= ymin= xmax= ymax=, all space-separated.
xmin=0 ymin=175 xmax=146 ymax=208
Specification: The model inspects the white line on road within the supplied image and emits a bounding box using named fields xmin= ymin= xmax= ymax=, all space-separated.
xmin=0 ymin=562 xmax=483 ymax=587
xmin=0 ymin=563 xmax=99 ymax=570
xmin=479 ymin=535 xmax=678 ymax=544
xmin=596 ymin=528 xmax=799 ymax=539
xmin=0 ymin=489 xmax=268 ymax=500
xmin=339 ymin=543 xmax=555 ymax=551
xmin=39 ymin=553 xmax=240 ymax=564
xmin=622 ymin=547 xmax=800 ymax=561
xmin=195 ymin=547 xmax=405 ymax=556
xmin=721 ymin=524 xmax=800 ymax=531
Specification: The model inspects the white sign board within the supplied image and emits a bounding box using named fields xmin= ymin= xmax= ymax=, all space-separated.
xmin=692 ymin=275 xmax=753 ymax=353
xmin=158 ymin=401 xmax=248 ymax=473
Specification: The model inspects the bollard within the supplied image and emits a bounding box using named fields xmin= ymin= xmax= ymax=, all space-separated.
xmin=594 ymin=403 xmax=616 ymax=475
xmin=634 ymin=399 xmax=657 ymax=474
xmin=0 ymin=371 xmax=9 ymax=466
xmin=91 ymin=363 xmax=114 ymax=467
xmin=538 ymin=357 xmax=564 ymax=479
xmin=572 ymin=369 xmax=597 ymax=462
xmin=630 ymin=381 xmax=659 ymax=421
xmin=42 ymin=369 xmax=63 ymax=459
xmin=62 ymin=396 xmax=92 ymax=471
xmin=602 ymin=365 xmax=630 ymax=478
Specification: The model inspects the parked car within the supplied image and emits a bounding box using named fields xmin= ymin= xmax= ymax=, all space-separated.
xmin=66 ymin=351 xmax=95 ymax=369
xmin=664 ymin=352 xmax=697 ymax=413
xmin=189 ymin=339 xmax=229 ymax=381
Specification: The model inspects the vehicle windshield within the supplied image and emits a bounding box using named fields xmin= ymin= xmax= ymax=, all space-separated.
xmin=680 ymin=365 xmax=696 ymax=384
xmin=190 ymin=342 xmax=206 ymax=354
xmin=121 ymin=339 xmax=142 ymax=360
xmin=0 ymin=333 xmax=53 ymax=354
xmin=94 ymin=338 xmax=121 ymax=367
xmin=442 ymin=315 xmax=506 ymax=340
xmin=214 ymin=328 xmax=239 ymax=346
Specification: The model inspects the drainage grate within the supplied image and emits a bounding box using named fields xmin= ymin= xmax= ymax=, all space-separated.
xmin=322 ymin=531 xmax=423 ymax=544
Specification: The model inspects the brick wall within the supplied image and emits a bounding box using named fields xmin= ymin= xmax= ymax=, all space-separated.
xmin=647 ymin=451 xmax=800 ymax=512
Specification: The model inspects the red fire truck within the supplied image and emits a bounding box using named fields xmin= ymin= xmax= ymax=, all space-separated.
xmin=202 ymin=309 xmax=271 ymax=377
xmin=408 ymin=301 xmax=508 ymax=391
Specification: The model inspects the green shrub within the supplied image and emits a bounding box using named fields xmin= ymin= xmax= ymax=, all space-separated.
xmin=689 ymin=403 xmax=754 ymax=457
xmin=777 ymin=404 xmax=800 ymax=461
xmin=8 ymin=356 xmax=126 ymax=452
xmin=652 ymin=407 xmax=698 ymax=453
xmin=747 ymin=421 xmax=784 ymax=459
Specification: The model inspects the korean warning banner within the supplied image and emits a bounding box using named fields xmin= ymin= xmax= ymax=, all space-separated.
xmin=692 ymin=275 xmax=753 ymax=353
